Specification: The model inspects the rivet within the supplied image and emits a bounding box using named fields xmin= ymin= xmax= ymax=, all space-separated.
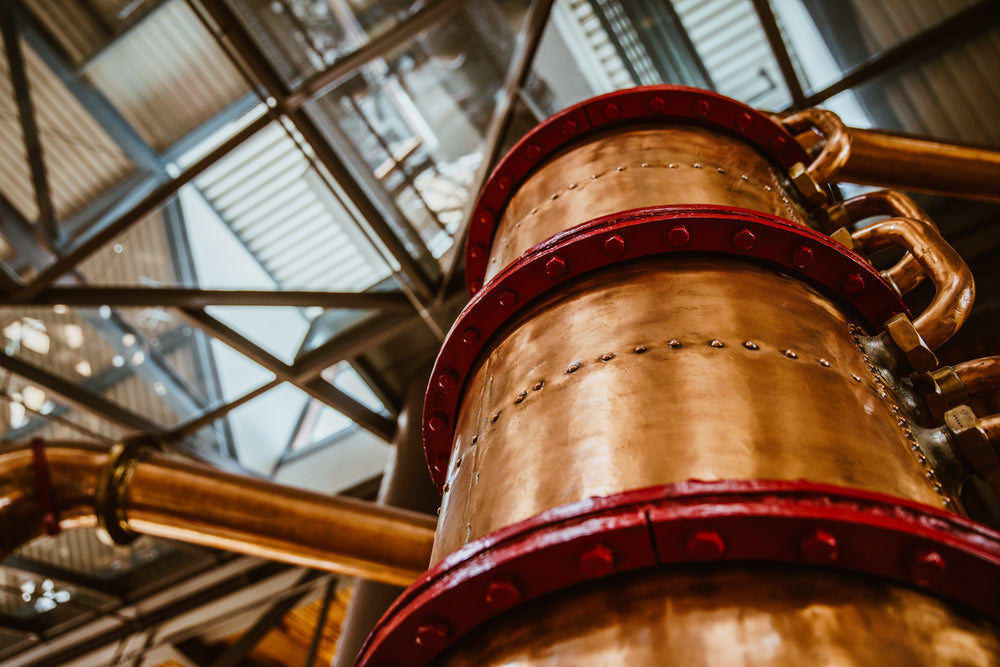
xmin=694 ymin=99 xmax=711 ymax=117
xmin=641 ymin=162 xmax=650 ymax=168
xmin=415 ymin=621 xmax=449 ymax=649
xmin=432 ymin=454 xmax=449 ymax=474
xmin=600 ymin=353 xmax=616 ymax=362
xmin=514 ymin=391 xmax=527 ymax=404
xmin=604 ymin=234 xmax=625 ymax=256
xmin=792 ymin=245 xmax=814 ymax=269
xmin=800 ymin=529 xmax=838 ymax=561
xmin=591 ymin=173 xmax=599 ymax=179
xmin=668 ymin=163 xmax=678 ymax=169
xmin=743 ymin=341 xmax=759 ymax=351
xmin=686 ymin=530 xmax=725 ymax=558
xmin=842 ymin=274 xmax=865 ymax=295
xmin=497 ymin=175 xmax=512 ymax=191
xmin=763 ymin=184 xmax=772 ymax=192
xmin=910 ymin=549 xmax=947 ymax=586
xmin=477 ymin=209 xmax=494 ymax=226
xmin=668 ymin=224 xmax=690 ymax=247
xmin=525 ymin=144 xmax=541 ymax=160
xmin=733 ymin=227 xmax=756 ymax=250
xmin=770 ymin=135 xmax=787 ymax=151
xmin=533 ymin=381 xmax=544 ymax=391
xmin=740 ymin=174 xmax=749 ymax=181
xmin=783 ymin=349 xmax=798 ymax=359
xmin=550 ymin=193 xmax=559 ymax=200
xmin=616 ymin=165 xmax=627 ymax=172
xmin=852 ymin=374 xmax=862 ymax=382
xmin=562 ymin=119 xmax=578 ymax=136
xmin=669 ymin=339 xmax=683 ymax=349
xmin=818 ymin=358 xmax=830 ymax=367
xmin=461 ymin=328 xmax=479 ymax=346
xmin=649 ymin=96 xmax=665 ymax=112
xmin=579 ymin=543 xmax=615 ymax=577
xmin=735 ymin=111 xmax=753 ymax=131
xmin=491 ymin=411 xmax=501 ymax=423
xmin=436 ymin=370 xmax=459 ymax=392
xmin=710 ymin=340 xmax=725 ymax=348
xmin=471 ymin=434 xmax=479 ymax=444
xmin=545 ymin=256 xmax=567 ymax=277
xmin=566 ymin=363 xmax=580 ymax=373
xmin=485 ymin=579 xmax=521 ymax=608
xmin=470 ymin=280 xmax=482 ymax=295
xmin=455 ymin=456 xmax=462 ymax=468
xmin=693 ymin=162 xmax=702 ymax=169
xmin=603 ymin=103 xmax=619 ymax=119
xmin=568 ymin=182 xmax=577 ymax=189
xmin=530 ymin=208 xmax=538 ymax=215
xmin=634 ymin=345 xmax=648 ymax=353
xmin=469 ymin=244 xmax=486 ymax=260
xmin=443 ymin=483 xmax=450 ymax=492
xmin=428 ymin=412 xmax=448 ymax=432
xmin=717 ymin=167 xmax=726 ymax=174
xmin=499 ymin=290 xmax=517 ymax=307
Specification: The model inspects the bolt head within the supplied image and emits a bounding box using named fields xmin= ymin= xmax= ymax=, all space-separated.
xmin=469 ymin=244 xmax=486 ymax=260
xmin=911 ymin=549 xmax=947 ymax=586
xmin=485 ymin=579 xmax=521 ymax=608
xmin=562 ymin=119 xmax=578 ymax=136
xmin=432 ymin=454 xmax=449 ymax=474
xmin=525 ymin=144 xmax=541 ymax=160
xmin=496 ymin=175 xmax=512 ymax=191
xmin=668 ymin=225 xmax=690 ymax=247
xmin=649 ymin=96 xmax=665 ymax=112
xmin=686 ymin=530 xmax=725 ymax=559
xmin=736 ymin=112 xmax=752 ymax=132
xmin=800 ymin=529 xmax=838 ymax=561
xmin=498 ymin=290 xmax=517 ymax=307
xmin=460 ymin=328 xmax=479 ymax=347
xmin=579 ymin=543 xmax=615 ymax=577
xmin=771 ymin=135 xmax=787 ymax=151
xmin=477 ymin=209 xmax=494 ymax=226
xmin=842 ymin=273 xmax=865 ymax=295
xmin=792 ymin=245 xmax=814 ymax=269
xmin=733 ymin=227 xmax=755 ymax=251
xmin=603 ymin=103 xmax=619 ymax=119
xmin=545 ymin=256 xmax=567 ymax=277
xmin=427 ymin=412 xmax=448 ymax=433
xmin=436 ymin=370 xmax=459 ymax=393
xmin=694 ymin=99 xmax=711 ymax=117
xmin=604 ymin=234 xmax=625 ymax=256
xmin=415 ymin=621 xmax=449 ymax=650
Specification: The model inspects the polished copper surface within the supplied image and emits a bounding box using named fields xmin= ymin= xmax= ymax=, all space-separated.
xmin=0 ymin=441 xmax=436 ymax=586
xmin=955 ymin=357 xmax=1000 ymax=397
xmin=484 ymin=125 xmax=811 ymax=282
xmin=440 ymin=565 xmax=1000 ymax=666
xmin=852 ymin=215 xmax=974 ymax=350
xmin=433 ymin=257 xmax=946 ymax=561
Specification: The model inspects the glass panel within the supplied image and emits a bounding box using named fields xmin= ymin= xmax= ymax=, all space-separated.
xmin=322 ymin=360 xmax=387 ymax=414
xmin=225 ymin=382 xmax=311 ymax=475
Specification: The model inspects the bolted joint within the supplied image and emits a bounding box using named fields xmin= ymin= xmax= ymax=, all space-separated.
xmin=828 ymin=226 xmax=856 ymax=251
xmin=788 ymin=162 xmax=827 ymax=207
xmin=944 ymin=405 xmax=998 ymax=473
xmin=919 ymin=367 xmax=970 ymax=419
xmin=817 ymin=203 xmax=851 ymax=234
xmin=95 ymin=435 xmax=162 ymax=547
xmin=885 ymin=313 xmax=938 ymax=373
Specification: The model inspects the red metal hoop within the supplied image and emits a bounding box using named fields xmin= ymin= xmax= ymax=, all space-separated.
xmin=357 ymin=480 xmax=1000 ymax=667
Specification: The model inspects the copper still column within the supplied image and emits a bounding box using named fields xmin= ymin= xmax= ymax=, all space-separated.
xmin=358 ymin=86 xmax=1000 ymax=665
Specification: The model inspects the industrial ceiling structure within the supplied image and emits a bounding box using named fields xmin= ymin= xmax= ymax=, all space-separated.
xmin=1 ymin=0 xmax=998 ymax=664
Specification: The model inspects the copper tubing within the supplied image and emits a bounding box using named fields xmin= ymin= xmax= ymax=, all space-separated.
xmin=841 ymin=128 xmax=1000 ymax=203
xmin=0 ymin=441 xmax=436 ymax=586
xmin=981 ymin=414 xmax=1000 ymax=446
xmin=851 ymin=217 xmax=974 ymax=350
xmin=781 ymin=108 xmax=851 ymax=184
xmin=954 ymin=357 xmax=1000 ymax=398
xmin=841 ymin=190 xmax=936 ymax=294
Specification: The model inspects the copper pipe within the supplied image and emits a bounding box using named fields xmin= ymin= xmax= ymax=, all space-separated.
xmin=0 ymin=441 xmax=435 ymax=586
xmin=954 ymin=357 xmax=1000 ymax=397
xmin=851 ymin=216 xmax=974 ymax=350
xmin=781 ymin=108 xmax=851 ymax=184
xmin=982 ymin=414 xmax=1000 ymax=445
xmin=841 ymin=190 xmax=935 ymax=294
xmin=795 ymin=126 xmax=1000 ymax=202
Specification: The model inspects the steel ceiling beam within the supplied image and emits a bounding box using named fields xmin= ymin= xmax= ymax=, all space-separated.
xmin=20 ymin=287 xmax=414 ymax=309
xmin=1 ymin=4 xmax=58 ymax=246
xmin=438 ymin=0 xmax=555 ymax=299
xmin=793 ymin=0 xmax=1000 ymax=110
xmin=750 ymin=0 xmax=807 ymax=109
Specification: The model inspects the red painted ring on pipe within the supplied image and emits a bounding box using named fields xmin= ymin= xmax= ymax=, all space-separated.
xmin=427 ymin=205 xmax=908 ymax=487
xmin=357 ymin=480 xmax=1000 ymax=667
xmin=466 ymin=85 xmax=816 ymax=293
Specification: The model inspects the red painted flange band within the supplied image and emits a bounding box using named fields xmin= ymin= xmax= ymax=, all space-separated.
xmin=466 ymin=85 xmax=815 ymax=293
xmin=426 ymin=204 xmax=909 ymax=486
xmin=356 ymin=480 xmax=1000 ymax=667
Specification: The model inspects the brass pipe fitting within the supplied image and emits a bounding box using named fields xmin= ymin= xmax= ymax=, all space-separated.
xmin=781 ymin=108 xmax=852 ymax=188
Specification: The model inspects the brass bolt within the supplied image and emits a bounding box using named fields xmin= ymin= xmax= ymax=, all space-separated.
xmin=545 ymin=256 xmax=567 ymax=277
xmin=944 ymin=405 xmax=997 ymax=471
xmin=885 ymin=313 xmax=938 ymax=373
xmin=800 ymin=529 xmax=838 ymax=561
xmin=686 ymin=530 xmax=725 ymax=559
xmin=733 ymin=227 xmax=755 ymax=250
xmin=924 ymin=367 xmax=970 ymax=416
xmin=828 ymin=226 xmax=855 ymax=250
xmin=485 ymin=578 xmax=521 ymax=608
xmin=789 ymin=161 xmax=826 ymax=206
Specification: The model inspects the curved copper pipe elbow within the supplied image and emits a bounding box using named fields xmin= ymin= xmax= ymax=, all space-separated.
xmin=782 ymin=108 xmax=852 ymax=184
xmin=0 ymin=440 xmax=436 ymax=586
xmin=851 ymin=216 xmax=974 ymax=350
